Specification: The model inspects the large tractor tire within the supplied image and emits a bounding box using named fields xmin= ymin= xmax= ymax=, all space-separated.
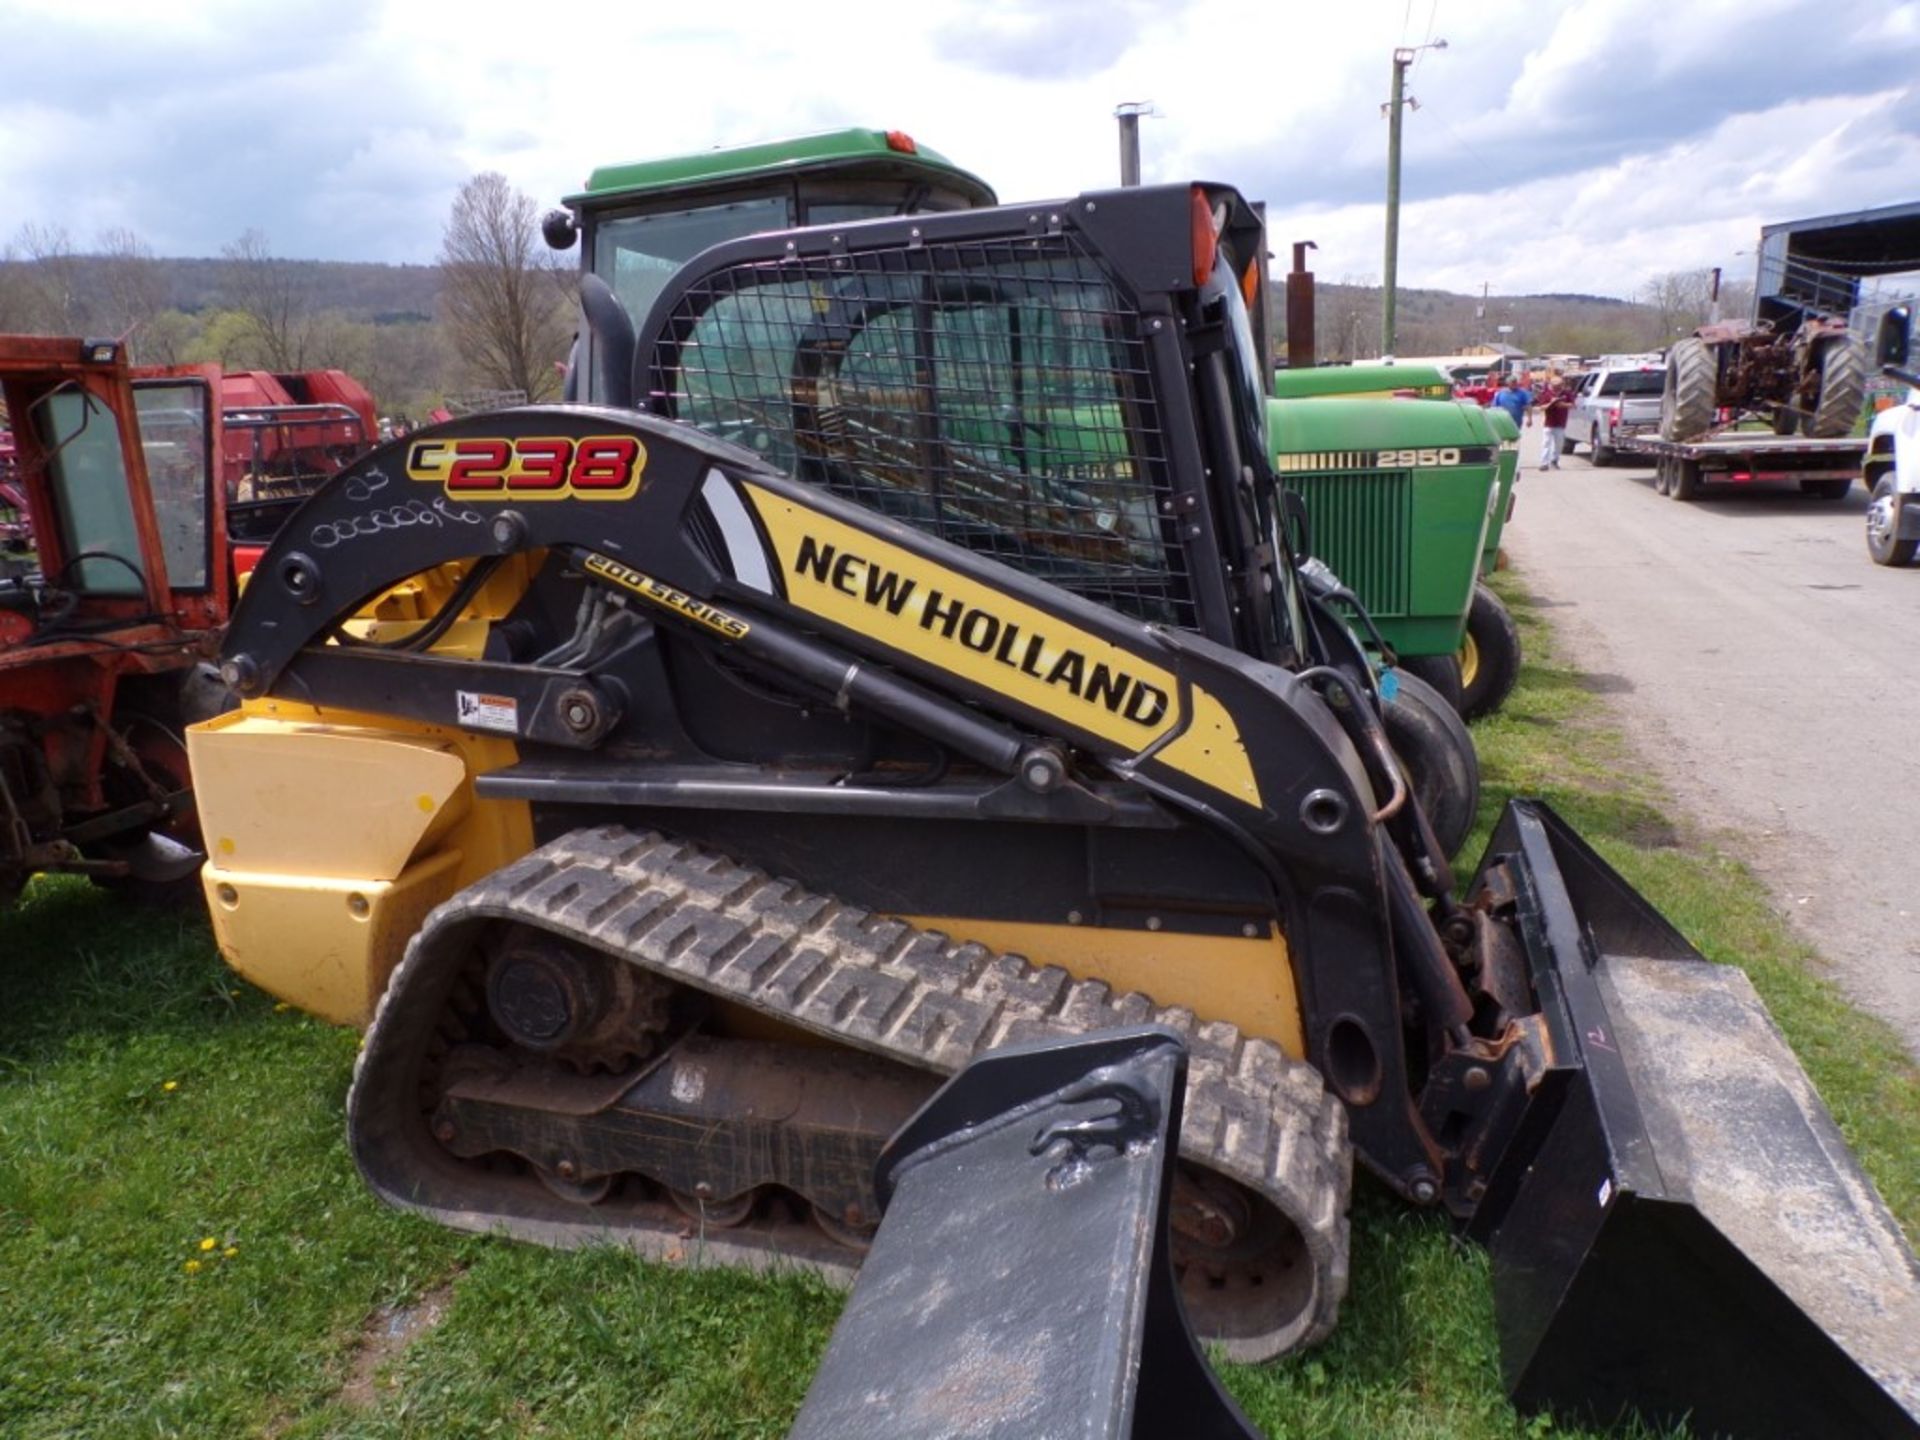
xmin=1807 ymin=337 xmax=1867 ymax=439
xmin=1395 ymin=653 xmax=1465 ymax=715
xmin=1382 ymin=670 xmax=1480 ymax=860
xmin=1660 ymin=337 xmax=1717 ymax=441
xmin=1458 ymin=583 xmax=1521 ymax=721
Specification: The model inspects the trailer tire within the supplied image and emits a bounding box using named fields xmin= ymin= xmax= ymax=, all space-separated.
xmin=1808 ymin=337 xmax=1867 ymax=440
xmin=1669 ymin=459 xmax=1702 ymax=502
xmin=1653 ymin=458 xmax=1673 ymax=496
xmin=1866 ymin=474 xmax=1919 ymax=566
xmin=1661 ymin=337 xmax=1717 ymax=442
xmin=1382 ymin=670 xmax=1479 ymax=860
xmin=1395 ymin=653 xmax=1465 ymax=715
xmin=1458 ymin=583 xmax=1521 ymax=721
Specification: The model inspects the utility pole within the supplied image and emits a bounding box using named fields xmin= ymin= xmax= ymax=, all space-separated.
xmin=1115 ymin=102 xmax=1156 ymax=187
xmin=1381 ymin=39 xmax=1445 ymax=356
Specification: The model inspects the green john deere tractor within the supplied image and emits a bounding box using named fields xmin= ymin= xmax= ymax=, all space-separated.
xmin=544 ymin=127 xmax=996 ymax=403
xmin=1268 ymin=364 xmax=1522 ymax=720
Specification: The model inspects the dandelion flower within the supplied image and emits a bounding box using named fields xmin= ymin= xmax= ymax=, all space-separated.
xmin=199 ymin=1236 xmax=218 ymax=1252
xmin=162 ymin=1081 xmax=179 ymax=1092
xmin=274 ymin=1002 xmax=291 ymax=1013
xmin=183 ymin=1259 xmax=202 ymax=1275
xmin=223 ymin=1247 xmax=239 ymax=1259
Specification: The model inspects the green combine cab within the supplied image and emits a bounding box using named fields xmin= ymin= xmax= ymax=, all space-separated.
xmin=1269 ymin=366 xmax=1521 ymax=718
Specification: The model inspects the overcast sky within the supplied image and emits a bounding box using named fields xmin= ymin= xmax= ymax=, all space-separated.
xmin=2 ymin=0 xmax=1915 ymax=302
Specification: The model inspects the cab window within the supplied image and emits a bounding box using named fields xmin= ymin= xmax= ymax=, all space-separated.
xmin=1598 ymin=371 xmax=1664 ymax=396
xmin=31 ymin=389 xmax=143 ymax=595
xmin=595 ymin=197 xmax=788 ymax=336
xmin=659 ymin=242 xmax=1196 ymax=627
xmin=133 ymin=381 xmax=212 ymax=591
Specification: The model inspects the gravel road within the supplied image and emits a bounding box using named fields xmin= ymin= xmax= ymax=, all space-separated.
xmin=1501 ymin=427 xmax=1920 ymax=1060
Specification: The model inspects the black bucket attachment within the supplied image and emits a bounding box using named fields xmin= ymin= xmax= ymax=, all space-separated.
xmin=1472 ymin=802 xmax=1920 ymax=1438
xmin=788 ymin=1026 xmax=1263 ymax=1440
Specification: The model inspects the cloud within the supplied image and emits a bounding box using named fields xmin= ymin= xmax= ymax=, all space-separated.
xmin=1265 ymin=87 xmax=1920 ymax=301
xmin=929 ymin=0 xmax=1166 ymax=80
xmin=0 ymin=0 xmax=1911 ymax=306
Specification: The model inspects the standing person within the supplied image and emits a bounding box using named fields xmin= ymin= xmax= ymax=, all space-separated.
xmin=1538 ymin=376 xmax=1573 ymax=470
xmin=1493 ymin=375 xmax=1530 ymax=431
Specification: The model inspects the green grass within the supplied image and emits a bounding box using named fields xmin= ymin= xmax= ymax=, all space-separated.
xmin=3 ymin=571 xmax=1916 ymax=1438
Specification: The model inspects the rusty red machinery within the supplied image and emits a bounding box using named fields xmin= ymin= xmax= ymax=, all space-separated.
xmin=218 ymin=368 xmax=377 ymax=577
xmin=0 ymin=334 xmax=234 ymax=905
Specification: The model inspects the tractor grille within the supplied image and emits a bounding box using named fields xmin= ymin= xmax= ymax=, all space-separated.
xmin=645 ymin=233 xmax=1196 ymax=629
xmin=1291 ymin=467 xmax=1414 ymax=617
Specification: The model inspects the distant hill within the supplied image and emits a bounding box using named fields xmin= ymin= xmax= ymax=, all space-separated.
xmin=6 ymin=251 xmax=1690 ymax=356
xmin=0 ymin=254 xmax=443 ymax=326
xmin=1277 ymin=280 xmax=1724 ymax=363
xmin=140 ymin=257 xmax=442 ymax=323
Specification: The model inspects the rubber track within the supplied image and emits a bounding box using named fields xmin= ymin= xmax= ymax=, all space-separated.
xmin=351 ymin=825 xmax=1352 ymax=1361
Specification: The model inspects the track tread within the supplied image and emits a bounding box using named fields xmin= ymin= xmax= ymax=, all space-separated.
xmin=351 ymin=825 xmax=1352 ymax=1360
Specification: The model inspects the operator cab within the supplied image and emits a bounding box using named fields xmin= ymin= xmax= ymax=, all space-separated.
xmin=549 ymin=129 xmax=996 ymax=403
xmin=0 ymin=340 xmax=220 ymax=644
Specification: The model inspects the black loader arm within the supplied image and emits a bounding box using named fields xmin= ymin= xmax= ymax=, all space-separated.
xmin=223 ymin=406 xmax=1369 ymax=849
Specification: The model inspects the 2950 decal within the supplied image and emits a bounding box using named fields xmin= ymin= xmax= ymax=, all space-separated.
xmin=405 ymin=435 xmax=647 ymax=500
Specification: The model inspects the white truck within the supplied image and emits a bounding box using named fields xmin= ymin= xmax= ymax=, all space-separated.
xmin=1865 ymin=304 xmax=1920 ymax=567
xmin=1566 ymin=362 xmax=1665 ymax=465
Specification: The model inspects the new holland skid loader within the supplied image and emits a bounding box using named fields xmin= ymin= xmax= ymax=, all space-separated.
xmin=190 ymin=182 xmax=1919 ymax=1436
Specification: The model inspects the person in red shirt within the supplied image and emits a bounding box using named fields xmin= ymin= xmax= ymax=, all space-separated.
xmin=1538 ymin=377 xmax=1574 ymax=470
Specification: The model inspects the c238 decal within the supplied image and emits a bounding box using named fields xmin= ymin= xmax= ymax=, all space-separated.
xmin=405 ymin=435 xmax=647 ymax=500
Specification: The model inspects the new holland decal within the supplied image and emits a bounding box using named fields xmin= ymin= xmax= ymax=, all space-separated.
xmin=406 ymin=435 xmax=646 ymax=500
xmin=739 ymin=483 xmax=1259 ymax=807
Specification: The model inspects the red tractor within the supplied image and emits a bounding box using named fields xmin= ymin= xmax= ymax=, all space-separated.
xmin=0 ymin=335 xmax=235 ymax=905
xmin=218 ymin=368 xmax=377 ymax=577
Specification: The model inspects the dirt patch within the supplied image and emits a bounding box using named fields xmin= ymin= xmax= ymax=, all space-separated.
xmin=1575 ymin=671 xmax=1636 ymax=695
xmin=339 ymin=1280 xmax=457 ymax=1409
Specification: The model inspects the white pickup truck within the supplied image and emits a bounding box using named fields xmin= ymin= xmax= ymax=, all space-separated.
xmin=1566 ymin=363 xmax=1666 ymax=465
xmin=1865 ymin=305 xmax=1920 ymax=567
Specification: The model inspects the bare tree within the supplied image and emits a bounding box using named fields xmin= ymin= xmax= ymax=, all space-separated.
xmin=1638 ymin=269 xmax=1719 ymax=343
xmin=96 ymin=227 xmax=168 ymax=357
xmin=221 ymin=229 xmax=316 ymax=370
xmin=438 ymin=172 xmax=573 ymax=401
xmin=0 ymin=223 xmax=82 ymax=333
xmin=1314 ymin=276 xmax=1382 ymax=362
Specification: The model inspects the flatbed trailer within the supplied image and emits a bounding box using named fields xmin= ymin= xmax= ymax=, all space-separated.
xmin=1614 ymin=430 xmax=1867 ymax=501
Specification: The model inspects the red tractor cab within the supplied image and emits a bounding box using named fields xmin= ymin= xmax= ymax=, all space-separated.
xmin=0 ymin=335 xmax=233 ymax=905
